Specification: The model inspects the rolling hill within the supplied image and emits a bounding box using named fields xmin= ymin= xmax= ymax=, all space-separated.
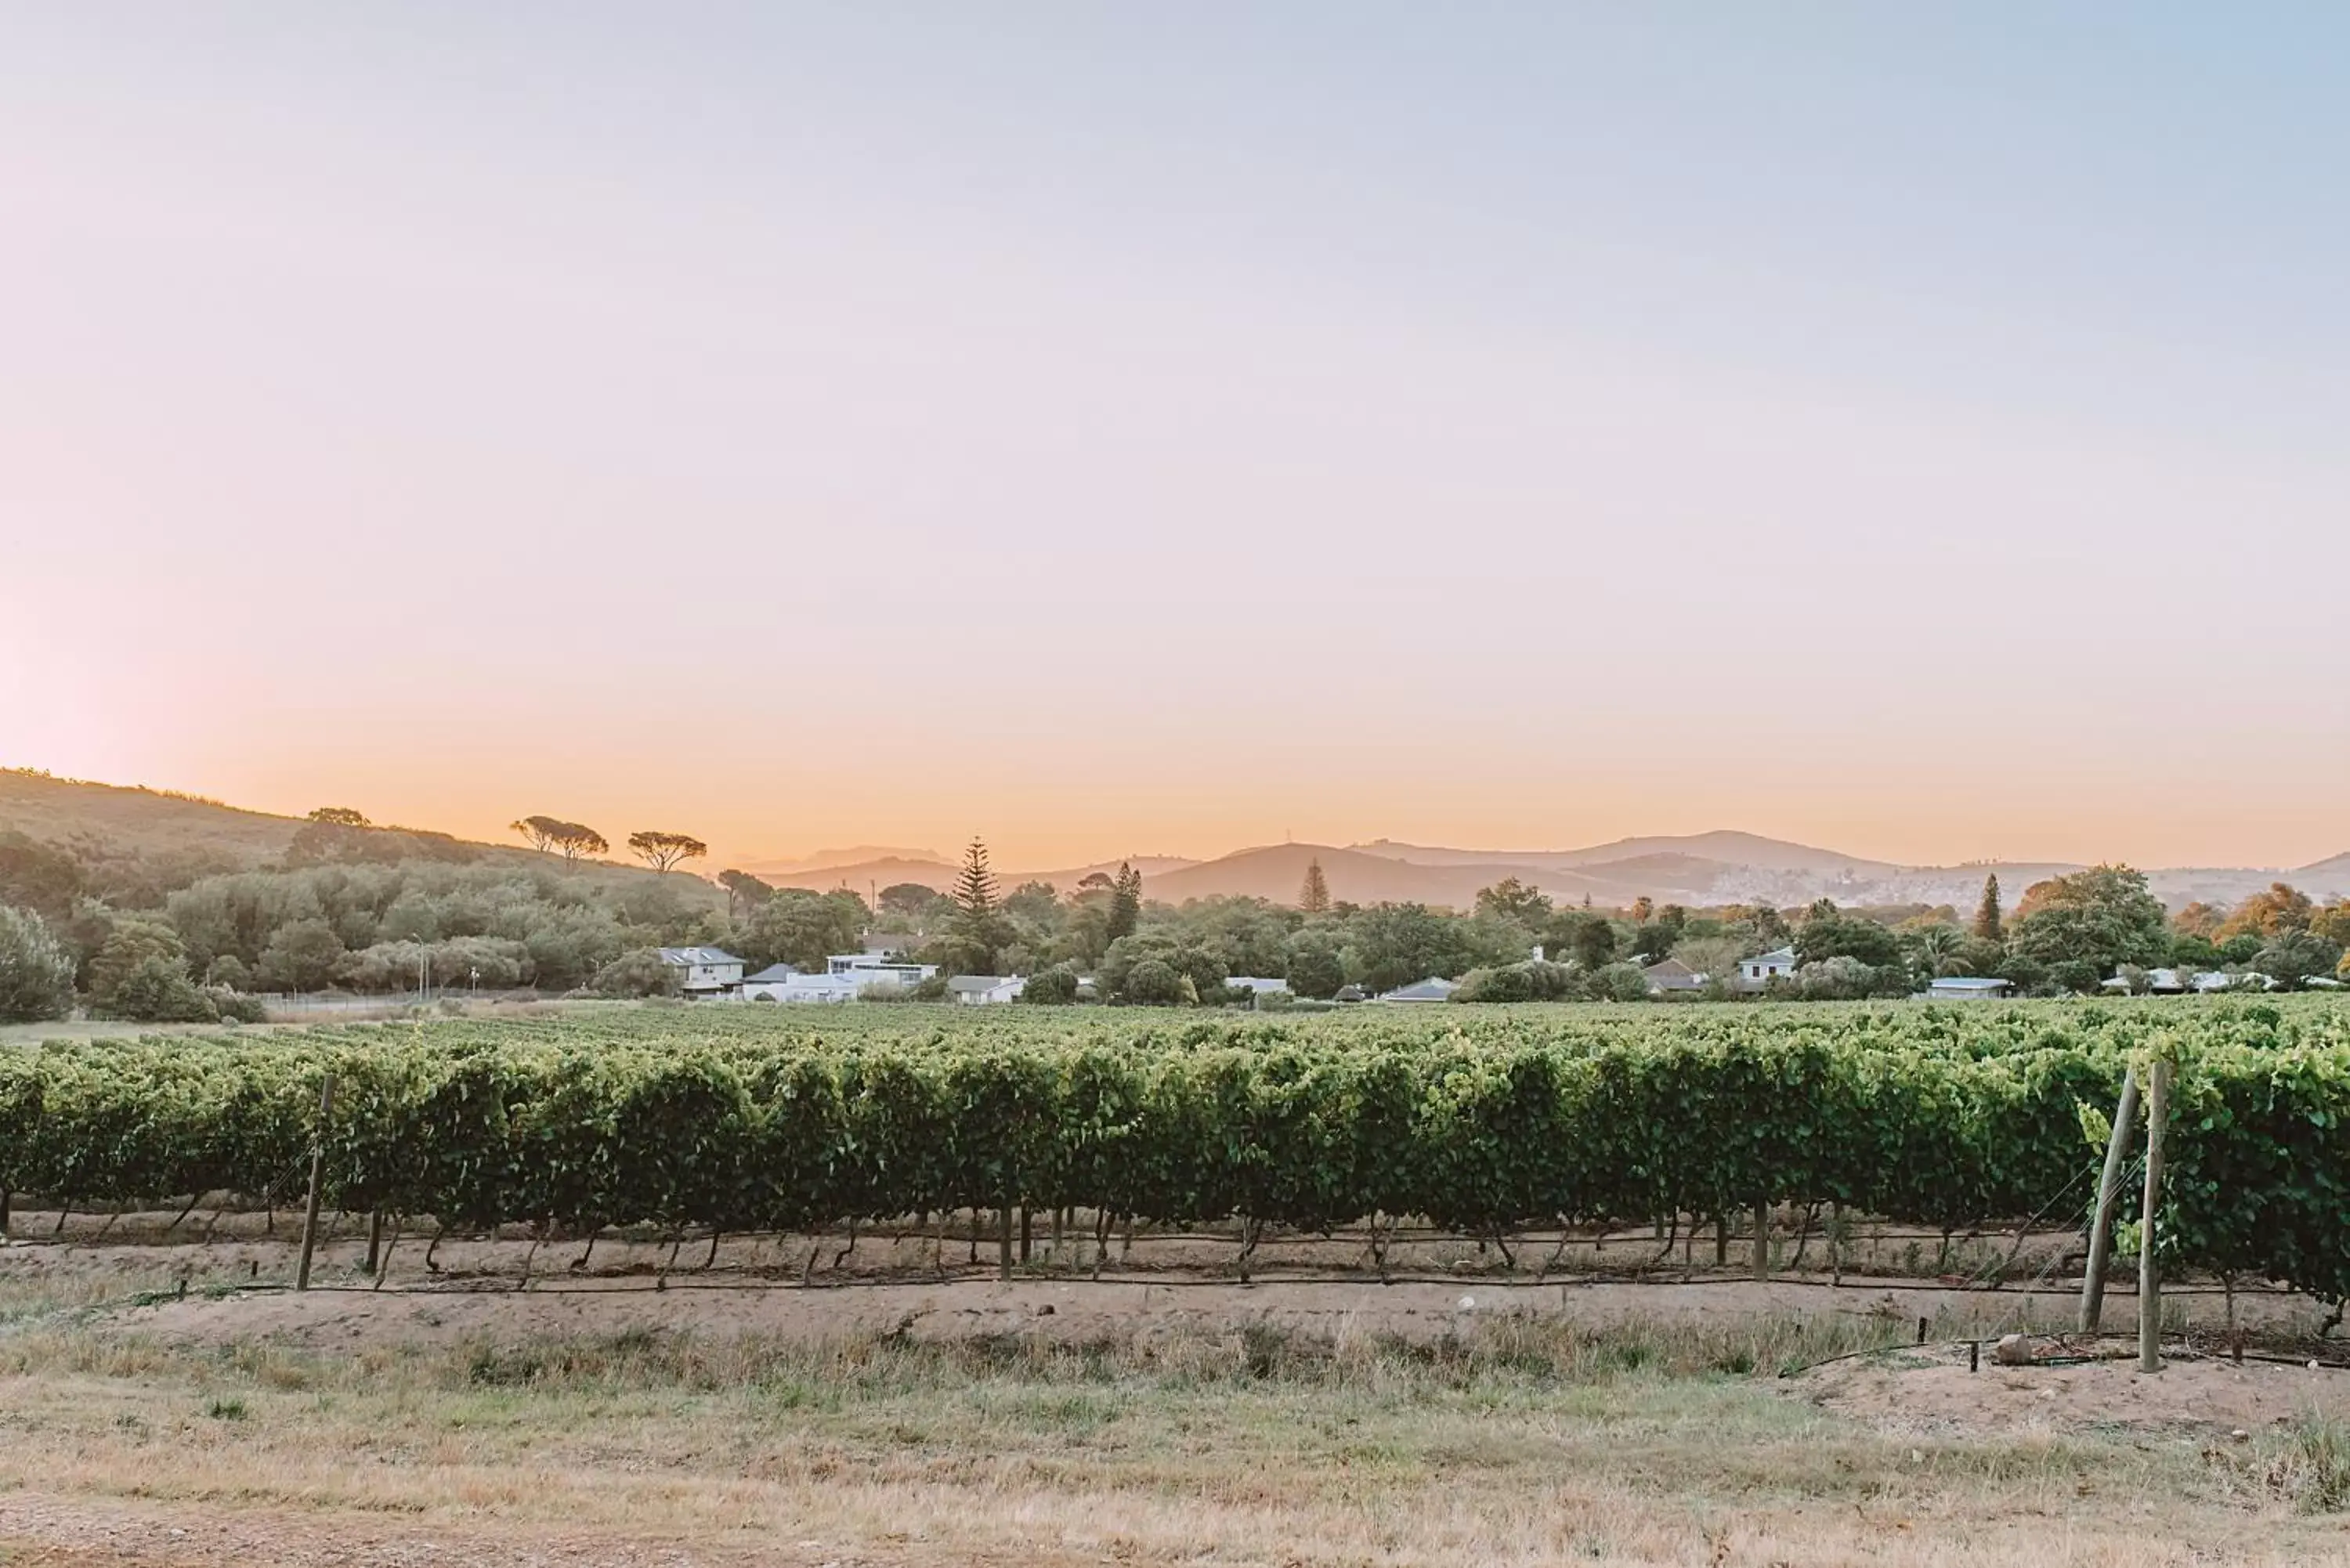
xmin=8 ymin=766 xmax=2346 ymax=915
xmin=0 ymin=769 xmax=716 ymax=906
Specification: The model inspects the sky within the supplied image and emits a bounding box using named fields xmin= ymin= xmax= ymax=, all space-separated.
xmin=4 ymin=4 xmax=2346 ymax=872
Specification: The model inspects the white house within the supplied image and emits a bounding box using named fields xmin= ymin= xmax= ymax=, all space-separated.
xmin=658 ymin=946 xmax=743 ymax=997
xmin=1642 ymin=958 xmax=1707 ymax=995
xmin=1227 ymin=976 xmax=1291 ymax=998
xmin=1736 ymin=946 xmax=1797 ymax=989
xmin=740 ymin=964 xmax=863 ymax=1003
xmin=824 ymin=952 xmax=938 ymax=988
xmin=948 ymin=975 xmax=1025 ymax=1005
xmin=1929 ymin=976 xmax=2014 ymax=1000
xmin=1373 ymin=977 xmax=1458 ymax=1003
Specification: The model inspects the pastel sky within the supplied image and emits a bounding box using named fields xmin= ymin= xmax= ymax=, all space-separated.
xmin=5 ymin=5 xmax=2345 ymax=871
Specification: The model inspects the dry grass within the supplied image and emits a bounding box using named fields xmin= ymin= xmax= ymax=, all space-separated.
xmin=2 ymin=1277 xmax=2348 ymax=1567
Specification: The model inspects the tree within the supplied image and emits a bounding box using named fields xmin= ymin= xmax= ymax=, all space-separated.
xmin=1629 ymin=896 xmax=1655 ymax=924
xmin=2220 ymin=883 xmax=2317 ymax=941
xmin=736 ymin=888 xmax=868 ymax=972
xmin=255 ymin=917 xmax=348 ymax=993
xmin=1474 ymin=877 xmax=1550 ymax=927
xmin=2008 ymin=865 xmax=2170 ymax=978
xmin=1283 ymin=941 xmax=1344 ymax=1000
xmin=0 ymin=904 xmax=76 ymax=1023
xmin=2172 ymin=901 xmax=2226 ymax=941
xmin=1018 ymin=965 xmax=1080 ymax=1005
xmin=627 ymin=831 xmax=708 ymax=875
xmin=1106 ymin=861 xmax=1142 ymax=944
xmin=86 ymin=916 xmax=215 ymax=1021
xmin=878 ymin=882 xmax=950 ymax=923
xmin=716 ymin=869 xmax=774 ymax=922
xmin=1567 ymin=916 xmax=1618 ymax=973
xmin=308 ymin=806 xmax=372 ymax=828
xmin=591 ymin=948 xmax=676 ymax=998
xmin=1121 ymin=957 xmax=1184 ymax=1007
xmin=2254 ymin=930 xmax=2345 ymax=990
xmin=1299 ymin=858 xmax=1332 ymax=915
xmin=512 ymin=816 xmax=609 ymax=862
xmin=86 ymin=916 xmax=190 ymax=1004
xmin=1345 ymin=903 xmax=1473 ymax=995
xmin=1794 ymin=915 xmax=1904 ymax=970
xmin=949 ymin=836 xmax=1010 ymax=973
xmin=1972 ymin=875 xmax=2003 ymax=943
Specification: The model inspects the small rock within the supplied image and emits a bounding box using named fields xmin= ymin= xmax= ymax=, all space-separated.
xmin=2232 ymin=1429 xmax=2251 ymax=1442
xmin=1457 ymin=1295 xmax=1476 ymax=1311
xmin=1993 ymin=1333 xmax=2034 ymax=1367
xmin=1909 ymin=1448 xmax=1925 ymax=1465
xmin=1036 ymin=1302 xmax=1055 ymax=1316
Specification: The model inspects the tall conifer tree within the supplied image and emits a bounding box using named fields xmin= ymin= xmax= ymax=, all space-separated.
xmin=1299 ymin=858 xmax=1332 ymax=914
xmin=1973 ymin=874 xmax=2004 ymax=943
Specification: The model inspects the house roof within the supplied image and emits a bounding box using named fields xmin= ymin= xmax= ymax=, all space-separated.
xmin=1930 ymin=976 xmax=2011 ymax=992
xmin=1375 ymin=977 xmax=1458 ymax=1003
xmin=743 ymin=964 xmax=800 ymax=983
xmin=1750 ymin=946 xmax=1796 ymax=966
xmin=1643 ymin=959 xmax=1706 ymax=988
xmin=1227 ymin=977 xmax=1290 ymax=993
xmin=659 ymin=947 xmax=740 ymax=966
xmin=947 ymin=974 xmax=1014 ymax=993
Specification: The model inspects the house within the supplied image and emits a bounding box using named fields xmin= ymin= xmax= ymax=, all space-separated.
xmin=948 ymin=975 xmax=1025 ymax=1005
xmin=1642 ymin=958 xmax=1707 ymax=995
xmin=657 ymin=946 xmax=743 ymax=997
xmin=1227 ymin=976 xmax=1291 ymax=998
xmin=1735 ymin=946 xmax=1797 ymax=989
xmin=1928 ymin=976 xmax=2013 ymax=1000
xmin=823 ymin=952 xmax=938 ymax=988
xmin=740 ymin=964 xmax=863 ymax=1004
xmin=1373 ymin=977 xmax=1458 ymax=1003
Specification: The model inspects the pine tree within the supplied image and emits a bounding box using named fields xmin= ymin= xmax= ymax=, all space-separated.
xmin=1972 ymin=874 xmax=2004 ymax=944
xmin=1106 ymin=861 xmax=1141 ymax=944
xmin=951 ymin=836 xmax=1006 ymax=972
xmin=1299 ymin=858 xmax=1331 ymax=915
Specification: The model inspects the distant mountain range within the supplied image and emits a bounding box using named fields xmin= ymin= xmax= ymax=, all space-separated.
xmin=759 ymin=831 xmax=2350 ymax=912
xmin=5 ymin=769 xmax=2344 ymax=914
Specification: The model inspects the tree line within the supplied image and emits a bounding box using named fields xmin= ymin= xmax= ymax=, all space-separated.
xmin=4 ymin=807 xmax=2345 ymax=1024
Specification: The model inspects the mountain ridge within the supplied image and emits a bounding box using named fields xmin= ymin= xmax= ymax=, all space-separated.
xmin=5 ymin=770 xmax=2346 ymax=912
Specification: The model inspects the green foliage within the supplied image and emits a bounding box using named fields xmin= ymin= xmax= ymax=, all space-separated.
xmin=1298 ymin=858 xmax=1331 ymax=916
xmin=592 ymin=948 xmax=678 ymax=999
xmin=732 ymin=889 xmax=866 ymax=973
xmin=2010 ymin=865 xmax=2171 ymax=977
xmin=1283 ymin=943 xmax=1345 ymax=1000
xmin=1119 ymin=957 xmax=1184 ymax=1006
xmin=1105 ymin=862 xmax=1142 ymax=944
xmin=1018 ymin=965 xmax=1080 ymax=1005
xmin=0 ymin=904 xmax=77 ymax=1022
xmin=9 ymin=998 xmax=2349 ymax=1305
xmin=1794 ymin=914 xmax=1903 ymax=970
xmin=1972 ymin=875 xmax=2003 ymax=943
xmin=1453 ymin=960 xmax=1581 ymax=1003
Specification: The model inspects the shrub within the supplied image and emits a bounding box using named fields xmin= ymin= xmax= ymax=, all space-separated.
xmin=1122 ymin=958 xmax=1184 ymax=1006
xmin=591 ymin=948 xmax=676 ymax=999
xmin=1019 ymin=966 xmax=1080 ymax=1005
xmin=0 ymin=904 xmax=76 ymax=1023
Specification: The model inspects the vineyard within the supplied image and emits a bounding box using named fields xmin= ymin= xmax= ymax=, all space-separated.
xmin=4 ymin=997 xmax=2348 ymax=1302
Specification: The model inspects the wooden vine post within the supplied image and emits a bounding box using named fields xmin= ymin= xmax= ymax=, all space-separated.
xmin=2078 ymin=1068 xmax=2141 ymax=1333
xmin=295 ymin=1071 xmax=335 ymax=1292
xmin=2138 ymin=1055 xmax=2170 ymax=1373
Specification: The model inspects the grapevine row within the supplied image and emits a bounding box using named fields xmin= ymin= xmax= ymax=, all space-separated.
xmin=1 ymin=999 xmax=2343 ymax=1300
